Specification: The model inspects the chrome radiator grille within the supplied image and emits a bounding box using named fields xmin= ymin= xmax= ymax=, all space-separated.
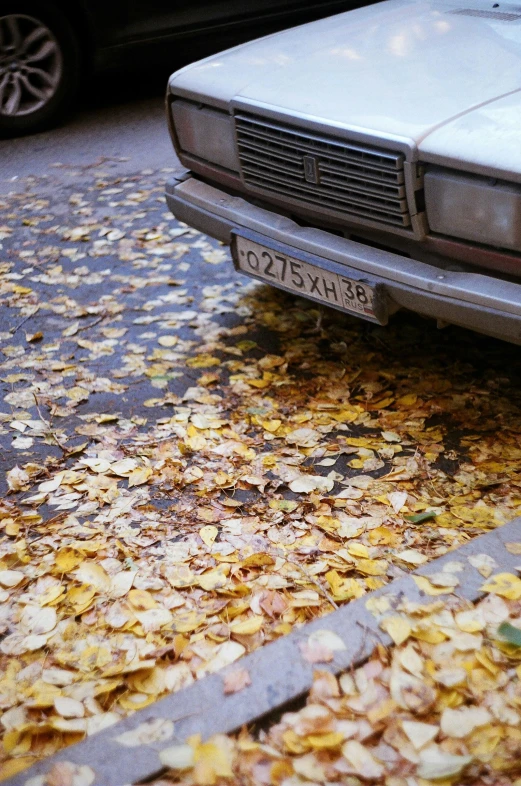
xmin=235 ymin=113 xmax=411 ymax=229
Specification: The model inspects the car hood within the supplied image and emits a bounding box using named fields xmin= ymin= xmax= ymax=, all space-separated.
xmin=170 ymin=0 xmax=521 ymax=170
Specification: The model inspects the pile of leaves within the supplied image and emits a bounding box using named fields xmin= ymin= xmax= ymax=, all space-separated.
xmin=153 ymin=569 xmax=521 ymax=785
xmin=1 ymin=167 xmax=521 ymax=779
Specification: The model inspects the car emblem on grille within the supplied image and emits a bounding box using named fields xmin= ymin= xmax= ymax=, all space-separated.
xmin=303 ymin=154 xmax=320 ymax=184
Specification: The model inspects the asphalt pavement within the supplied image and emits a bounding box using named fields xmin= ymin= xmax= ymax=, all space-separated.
xmin=0 ymin=68 xmax=178 ymax=192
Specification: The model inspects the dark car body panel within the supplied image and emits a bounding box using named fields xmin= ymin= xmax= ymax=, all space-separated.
xmin=53 ymin=0 xmax=372 ymax=70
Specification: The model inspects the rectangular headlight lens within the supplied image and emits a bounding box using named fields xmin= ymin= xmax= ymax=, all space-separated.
xmin=425 ymin=167 xmax=521 ymax=251
xmin=171 ymin=99 xmax=238 ymax=173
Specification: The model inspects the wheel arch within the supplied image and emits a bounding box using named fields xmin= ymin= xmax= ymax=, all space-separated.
xmin=46 ymin=0 xmax=97 ymax=72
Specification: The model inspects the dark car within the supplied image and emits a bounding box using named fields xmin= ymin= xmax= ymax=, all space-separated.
xmin=0 ymin=0 xmax=367 ymax=136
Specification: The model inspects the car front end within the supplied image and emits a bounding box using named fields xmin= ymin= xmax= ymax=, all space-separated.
xmin=165 ymin=0 xmax=521 ymax=343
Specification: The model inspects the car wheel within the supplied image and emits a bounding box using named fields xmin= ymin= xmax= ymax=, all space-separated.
xmin=0 ymin=3 xmax=80 ymax=136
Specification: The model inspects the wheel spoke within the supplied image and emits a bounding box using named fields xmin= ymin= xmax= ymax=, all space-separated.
xmin=18 ymin=24 xmax=46 ymax=50
xmin=20 ymin=25 xmax=56 ymax=59
xmin=3 ymin=75 xmax=22 ymax=115
xmin=24 ymin=38 xmax=57 ymax=63
xmin=25 ymin=64 xmax=59 ymax=88
xmin=19 ymin=73 xmax=47 ymax=101
xmin=6 ymin=16 xmax=22 ymax=50
xmin=0 ymin=73 xmax=10 ymax=109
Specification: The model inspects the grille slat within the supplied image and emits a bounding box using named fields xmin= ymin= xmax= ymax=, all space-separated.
xmin=241 ymin=166 xmax=409 ymax=214
xmin=241 ymin=162 xmax=405 ymax=203
xmin=235 ymin=113 xmax=411 ymax=229
xmin=243 ymin=175 xmax=407 ymax=225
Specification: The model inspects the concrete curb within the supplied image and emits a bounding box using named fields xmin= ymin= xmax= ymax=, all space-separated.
xmin=10 ymin=518 xmax=521 ymax=786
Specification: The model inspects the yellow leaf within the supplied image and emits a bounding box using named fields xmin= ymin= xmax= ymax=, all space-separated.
xmin=67 ymin=585 xmax=96 ymax=614
xmin=128 ymin=589 xmax=157 ymax=610
xmin=412 ymin=625 xmax=448 ymax=644
xmin=307 ymin=731 xmax=344 ymax=749
xmin=396 ymin=393 xmax=418 ymax=407
xmin=5 ymin=519 xmax=20 ymax=537
xmin=269 ymin=760 xmax=293 ymax=782
xmin=199 ymin=525 xmax=218 ymax=547
xmin=230 ymin=616 xmax=263 ymax=635
xmin=413 ymin=576 xmax=454 ymax=596
xmin=262 ymin=419 xmax=282 ymax=432
xmin=197 ymin=565 xmax=230 ymax=592
xmin=357 ymin=558 xmax=388 ymax=576
xmin=269 ymin=499 xmax=298 ymax=512
xmin=129 ymin=667 xmax=167 ymax=695
xmin=26 ymin=330 xmax=43 ymax=343
xmin=186 ymin=354 xmax=221 ymax=368
xmin=55 ymin=547 xmax=82 ymax=572
xmin=481 ymin=573 xmax=521 ymax=600
xmin=380 ymin=616 xmax=412 ymax=645
xmin=348 ymin=543 xmax=369 ymax=558
xmin=242 ymin=553 xmax=275 ymax=568
xmin=74 ymin=561 xmax=111 ymax=593
xmin=40 ymin=584 xmax=65 ymax=606
xmin=119 ymin=693 xmax=157 ymax=711
xmin=0 ymin=757 xmax=35 ymax=779
xmin=247 ymin=378 xmax=271 ymax=388
xmin=127 ymin=465 xmax=153 ymax=487
xmin=3 ymin=728 xmax=23 ymax=754
xmin=193 ymin=735 xmax=234 ymax=784
xmin=325 ymin=570 xmax=364 ymax=602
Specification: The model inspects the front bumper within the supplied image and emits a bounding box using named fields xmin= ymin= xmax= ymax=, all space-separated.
xmin=166 ymin=172 xmax=521 ymax=344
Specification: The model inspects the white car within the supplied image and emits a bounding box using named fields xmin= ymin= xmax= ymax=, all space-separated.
xmin=165 ymin=0 xmax=521 ymax=343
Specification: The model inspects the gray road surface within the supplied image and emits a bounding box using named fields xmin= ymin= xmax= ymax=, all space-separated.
xmin=0 ymin=83 xmax=178 ymax=193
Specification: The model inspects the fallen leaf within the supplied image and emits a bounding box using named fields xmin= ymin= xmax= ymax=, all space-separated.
xmin=0 ymin=569 xmax=24 ymax=588
xmin=115 ymin=718 xmax=175 ymax=747
xmin=289 ymin=475 xmax=334 ymax=494
xmin=497 ymin=620 xmax=521 ymax=647
xmin=405 ymin=511 xmax=438 ymax=524
xmin=380 ymin=616 xmax=412 ymax=645
xmin=417 ymin=746 xmax=472 ymax=779
xmin=482 ymin=572 xmax=521 ymax=600
xmin=223 ymin=668 xmax=251 ymax=695
xmin=159 ymin=744 xmax=195 ymax=770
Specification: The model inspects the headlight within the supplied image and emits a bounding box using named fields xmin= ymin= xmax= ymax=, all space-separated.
xmin=425 ymin=167 xmax=521 ymax=251
xmin=171 ymin=99 xmax=239 ymax=172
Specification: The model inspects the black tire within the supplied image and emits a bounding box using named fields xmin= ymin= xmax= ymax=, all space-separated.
xmin=0 ymin=2 xmax=81 ymax=137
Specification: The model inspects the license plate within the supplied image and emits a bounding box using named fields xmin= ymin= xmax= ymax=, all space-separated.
xmin=232 ymin=232 xmax=385 ymax=323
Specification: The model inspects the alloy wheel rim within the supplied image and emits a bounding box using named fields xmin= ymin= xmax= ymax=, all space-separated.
xmin=0 ymin=14 xmax=62 ymax=117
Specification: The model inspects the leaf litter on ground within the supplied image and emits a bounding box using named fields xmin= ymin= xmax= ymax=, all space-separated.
xmin=1 ymin=167 xmax=521 ymax=779
xmin=150 ymin=574 xmax=521 ymax=786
